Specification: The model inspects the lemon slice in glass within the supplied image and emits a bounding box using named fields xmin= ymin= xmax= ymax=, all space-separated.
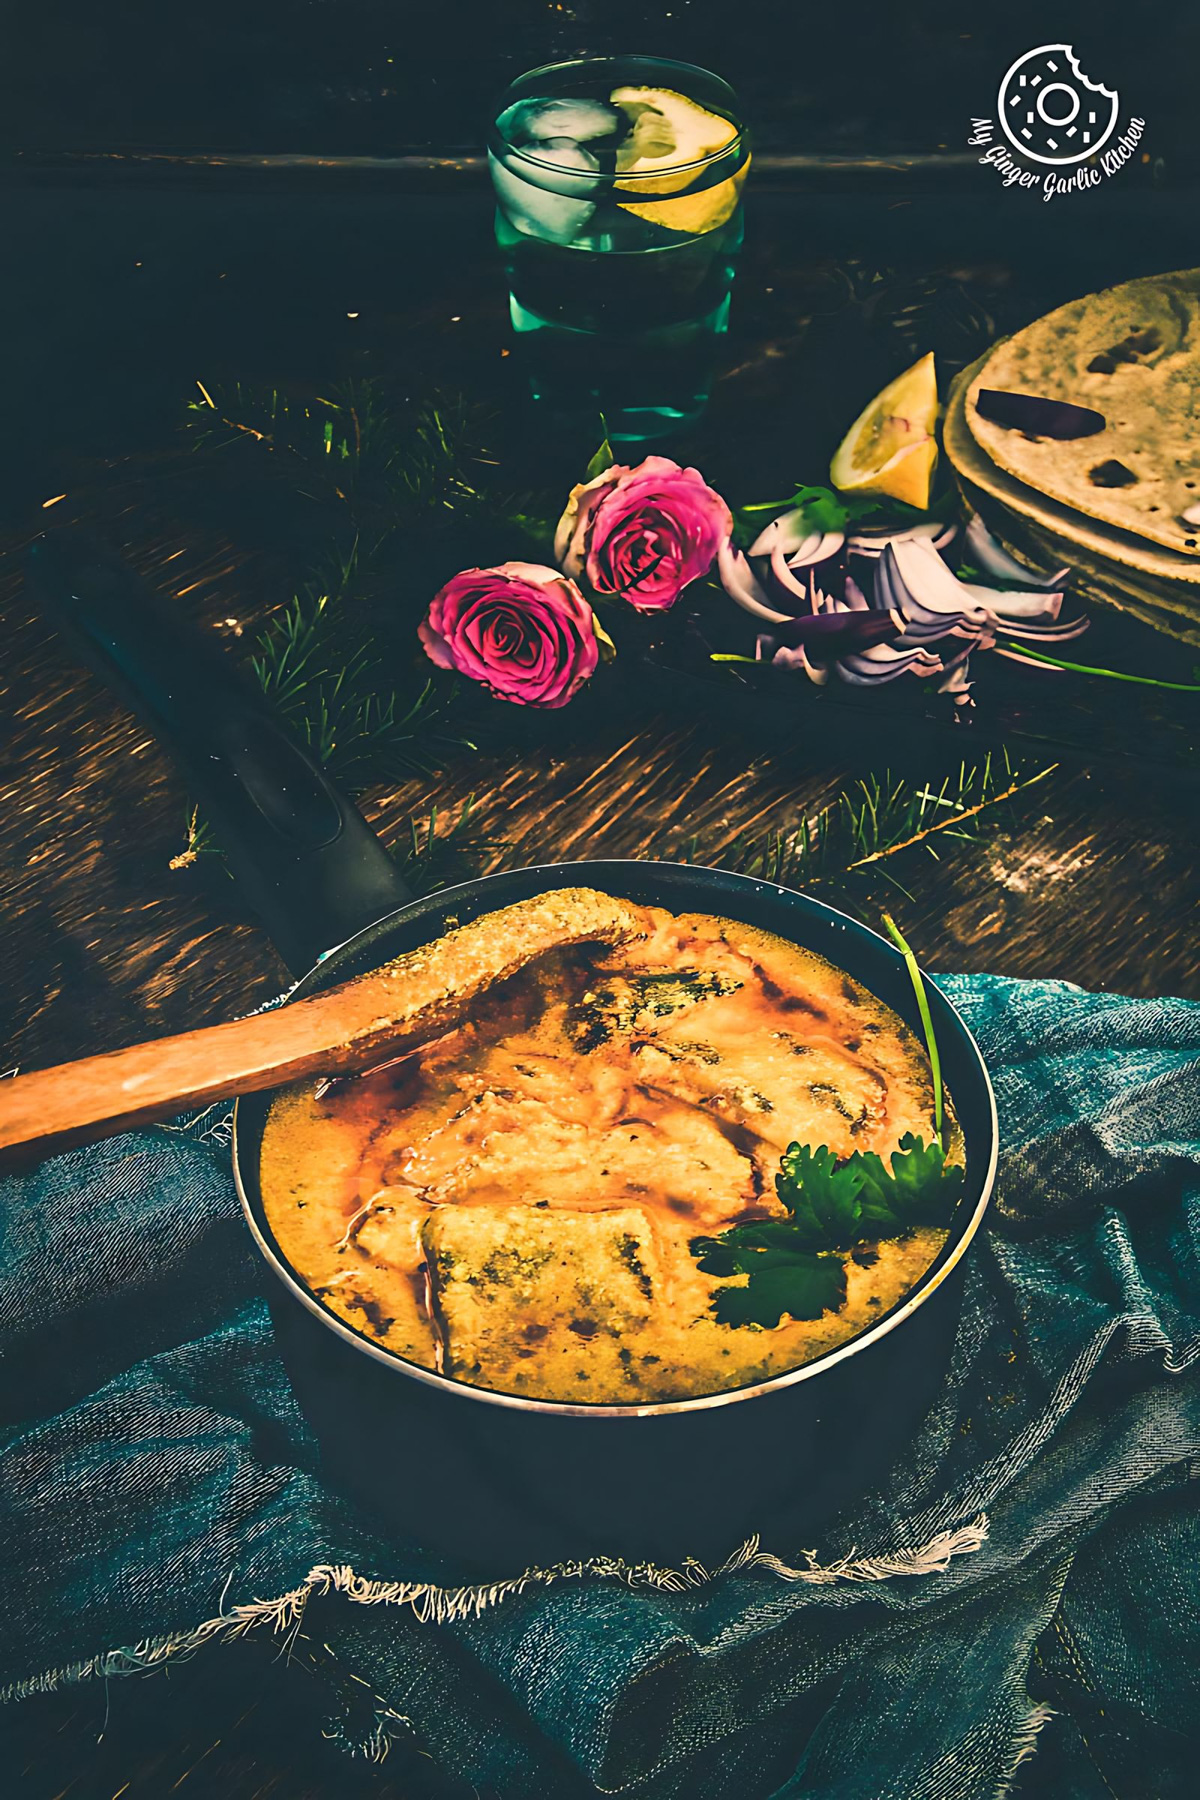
xmin=830 ymin=353 xmax=939 ymax=509
xmin=611 ymin=86 xmax=746 ymax=233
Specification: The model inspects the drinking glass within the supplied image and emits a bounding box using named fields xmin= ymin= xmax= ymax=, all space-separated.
xmin=488 ymin=55 xmax=749 ymax=443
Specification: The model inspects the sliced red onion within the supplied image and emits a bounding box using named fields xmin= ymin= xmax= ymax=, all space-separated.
xmin=770 ymin=609 xmax=899 ymax=654
xmin=749 ymin=509 xmax=845 ymax=561
xmin=994 ymin=615 xmax=1090 ymax=641
xmin=871 ymin=551 xmax=952 ymax=640
xmin=887 ymin=538 xmax=995 ymax=624
xmin=958 ymin=582 xmax=1063 ymax=620
xmin=963 ymin=513 xmax=1068 ymax=590
xmin=938 ymin=658 xmax=974 ymax=707
xmin=836 ymin=640 xmax=944 ymax=685
xmin=718 ymin=539 xmax=796 ymax=625
xmin=975 ymin=388 xmax=1106 ymax=439
xmin=786 ymin=530 xmax=845 ymax=568
xmin=758 ymin=634 xmax=829 ymax=686
xmin=768 ymin=544 xmax=815 ymax=608
xmin=848 ymin=520 xmax=956 ymax=559
xmin=869 ymin=539 xmax=995 ymax=644
xmin=939 ymin=640 xmax=973 ymax=673
xmin=721 ymin=500 xmax=1089 ymax=696
xmin=955 ymin=578 xmax=1089 ymax=642
xmin=810 ymin=576 xmax=834 ymax=615
xmin=727 ymin=537 xmax=845 ymax=622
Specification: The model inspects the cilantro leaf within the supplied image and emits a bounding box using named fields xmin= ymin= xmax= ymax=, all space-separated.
xmin=691 ymin=1219 xmax=811 ymax=1274
xmin=787 ymin=485 xmax=851 ymax=535
xmin=693 ymin=1132 xmax=964 ymax=1330
xmin=778 ymin=1135 xmax=963 ymax=1245
xmin=734 ymin=480 xmax=952 ymax=549
xmin=855 ymin=1133 xmax=965 ymax=1233
xmin=839 ymin=489 xmax=934 ymax=526
xmin=710 ymin=1250 xmax=847 ymax=1328
xmin=774 ymin=1143 xmax=868 ymax=1249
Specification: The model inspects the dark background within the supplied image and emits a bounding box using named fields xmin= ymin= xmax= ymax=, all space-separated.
xmin=2 ymin=0 xmax=1195 ymax=521
xmin=0 ymin=0 xmax=1190 ymax=160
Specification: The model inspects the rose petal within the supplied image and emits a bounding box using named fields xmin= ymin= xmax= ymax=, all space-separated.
xmin=568 ymin=456 xmax=732 ymax=610
xmin=419 ymin=563 xmax=601 ymax=708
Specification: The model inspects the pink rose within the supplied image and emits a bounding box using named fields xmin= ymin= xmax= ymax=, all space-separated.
xmin=554 ymin=455 xmax=732 ymax=613
xmin=418 ymin=561 xmax=609 ymax=709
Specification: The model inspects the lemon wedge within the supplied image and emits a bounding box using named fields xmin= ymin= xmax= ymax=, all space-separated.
xmin=830 ymin=353 xmax=939 ymax=509
xmin=611 ymin=85 xmax=746 ymax=233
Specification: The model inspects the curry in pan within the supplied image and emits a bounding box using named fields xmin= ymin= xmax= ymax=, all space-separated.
xmin=260 ymin=889 xmax=960 ymax=1404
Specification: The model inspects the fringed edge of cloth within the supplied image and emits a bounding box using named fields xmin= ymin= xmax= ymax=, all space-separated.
xmin=992 ymin=1703 xmax=1057 ymax=1800
xmin=2 ymin=1513 xmax=987 ymax=1703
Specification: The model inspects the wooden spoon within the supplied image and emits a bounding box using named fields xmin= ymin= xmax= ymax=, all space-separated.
xmin=0 ymin=888 xmax=648 ymax=1167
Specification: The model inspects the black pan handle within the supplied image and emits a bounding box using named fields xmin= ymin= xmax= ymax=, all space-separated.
xmin=27 ymin=530 xmax=413 ymax=975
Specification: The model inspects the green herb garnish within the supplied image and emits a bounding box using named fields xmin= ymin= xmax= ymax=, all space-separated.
xmin=846 ymin=1133 xmax=964 ymax=1234
xmin=734 ymin=483 xmax=939 ymax=544
xmin=997 ymin=641 xmax=1200 ymax=691
xmin=880 ymin=912 xmax=944 ymax=1144
xmin=692 ymin=1133 xmax=963 ymax=1329
xmin=707 ymin=1249 xmax=847 ymax=1329
xmin=773 ymin=1142 xmax=869 ymax=1247
xmin=737 ymin=484 xmax=854 ymax=532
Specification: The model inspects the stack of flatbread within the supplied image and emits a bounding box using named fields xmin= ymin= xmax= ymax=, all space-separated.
xmin=945 ymin=268 xmax=1200 ymax=646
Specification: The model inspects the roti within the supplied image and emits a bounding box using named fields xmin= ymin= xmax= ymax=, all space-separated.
xmin=964 ymin=270 xmax=1200 ymax=556
xmin=946 ymin=363 xmax=1200 ymax=644
xmin=963 ymin=502 xmax=1200 ymax=647
xmin=946 ymin=359 xmax=1200 ymax=589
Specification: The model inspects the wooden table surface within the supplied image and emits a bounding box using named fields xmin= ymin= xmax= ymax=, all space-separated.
xmin=2 ymin=175 xmax=1198 ymax=1798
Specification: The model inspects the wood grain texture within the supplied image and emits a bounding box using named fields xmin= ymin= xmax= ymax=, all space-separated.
xmin=3 ymin=491 xmax=1194 ymax=1098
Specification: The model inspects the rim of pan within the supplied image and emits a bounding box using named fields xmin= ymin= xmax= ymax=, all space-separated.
xmin=235 ymin=861 xmax=998 ymax=1421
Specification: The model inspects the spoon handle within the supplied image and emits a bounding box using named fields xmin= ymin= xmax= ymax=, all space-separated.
xmin=0 ymin=886 xmax=649 ymax=1167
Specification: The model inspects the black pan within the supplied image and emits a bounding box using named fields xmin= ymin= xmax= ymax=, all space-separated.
xmin=29 ymin=532 xmax=997 ymax=1573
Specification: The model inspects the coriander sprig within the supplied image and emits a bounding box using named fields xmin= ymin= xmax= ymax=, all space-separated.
xmin=880 ymin=912 xmax=944 ymax=1144
xmin=692 ymin=1133 xmax=963 ymax=1330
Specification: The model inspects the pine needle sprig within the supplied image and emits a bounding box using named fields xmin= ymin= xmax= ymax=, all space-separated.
xmin=185 ymin=377 xmax=494 ymax=524
xmin=664 ymin=751 xmax=1055 ymax=892
xmin=391 ymin=797 xmax=508 ymax=898
xmin=248 ymin=585 xmax=472 ymax=785
xmin=174 ymin=381 xmax=503 ymax=871
xmin=407 ymin=753 xmax=1056 ymax=898
xmin=183 ymin=375 xmax=334 ymax=460
xmin=168 ymin=806 xmax=220 ymax=871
